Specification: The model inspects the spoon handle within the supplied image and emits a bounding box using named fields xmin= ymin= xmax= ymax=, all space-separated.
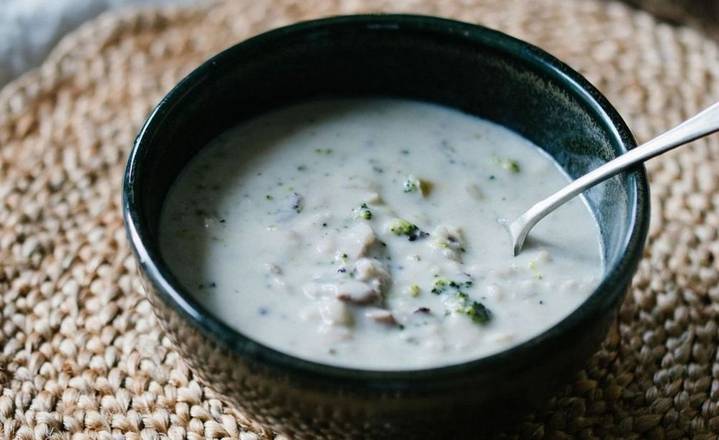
xmin=511 ymin=101 xmax=719 ymax=256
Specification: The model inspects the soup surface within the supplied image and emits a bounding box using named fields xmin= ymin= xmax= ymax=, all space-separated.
xmin=159 ymin=98 xmax=602 ymax=369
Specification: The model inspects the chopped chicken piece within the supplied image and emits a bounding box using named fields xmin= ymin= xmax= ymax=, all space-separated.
xmin=365 ymin=308 xmax=397 ymax=326
xmin=430 ymin=225 xmax=466 ymax=262
xmin=337 ymin=222 xmax=376 ymax=259
xmin=354 ymin=258 xmax=390 ymax=284
xmin=335 ymin=280 xmax=381 ymax=305
xmin=318 ymin=298 xmax=353 ymax=326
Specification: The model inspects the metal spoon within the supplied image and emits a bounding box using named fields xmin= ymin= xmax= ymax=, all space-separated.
xmin=510 ymin=101 xmax=719 ymax=256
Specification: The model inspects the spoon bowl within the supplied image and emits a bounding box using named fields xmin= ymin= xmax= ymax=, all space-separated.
xmin=511 ymin=101 xmax=719 ymax=255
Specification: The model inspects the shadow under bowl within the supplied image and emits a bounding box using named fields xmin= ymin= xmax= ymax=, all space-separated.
xmin=122 ymin=14 xmax=650 ymax=439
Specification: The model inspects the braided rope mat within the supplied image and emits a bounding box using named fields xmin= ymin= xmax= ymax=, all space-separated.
xmin=1 ymin=0 xmax=719 ymax=438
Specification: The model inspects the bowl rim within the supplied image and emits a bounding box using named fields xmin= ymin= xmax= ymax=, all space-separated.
xmin=123 ymin=13 xmax=650 ymax=387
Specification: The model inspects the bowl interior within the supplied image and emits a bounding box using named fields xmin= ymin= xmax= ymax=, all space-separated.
xmin=125 ymin=15 xmax=645 ymax=376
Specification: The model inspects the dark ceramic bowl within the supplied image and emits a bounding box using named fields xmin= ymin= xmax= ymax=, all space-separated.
xmin=123 ymin=14 xmax=649 ymax=439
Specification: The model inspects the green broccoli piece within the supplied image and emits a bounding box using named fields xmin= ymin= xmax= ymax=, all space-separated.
xmin=355 ymin=202 xmax=372 ymax=220
xmin=459 ymin=300 xmax=492 ymax=324
xmin=500 ymin=158 xmax=520 ymax=173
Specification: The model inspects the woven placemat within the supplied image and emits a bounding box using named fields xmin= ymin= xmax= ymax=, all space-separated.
xmin=1 ymin=0 xmax=718 ymax=438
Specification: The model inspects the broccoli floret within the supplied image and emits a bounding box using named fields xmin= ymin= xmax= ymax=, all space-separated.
xmin=500 ymin=158 xmax=520 ymax=173
xmin=428 ymin=274 xmax=492 ymax=325
xmin=459 ymin=300 xmax=492 ymax=324
xmin=403 ymin=175 xmax=432 ymax=196
xmin=355 ymin=202 xmax=372 ymax=220
xmin=431 ymin=278 xmax=450 ymax=294
xmin=408 ymin=284 xmax=421 ymax=297
xmin=390 ymin=219 xmax=416 ymax=235
xmin=389 ymin=219 xmax=429 ymax=241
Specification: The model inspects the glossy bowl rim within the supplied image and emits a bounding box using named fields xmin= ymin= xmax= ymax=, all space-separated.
xmin=123 ymin=14 xmax=650 ymax=386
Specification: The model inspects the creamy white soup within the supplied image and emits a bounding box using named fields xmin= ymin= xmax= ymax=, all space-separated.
xmin=159 ymin=98 xmax=602 ymax=370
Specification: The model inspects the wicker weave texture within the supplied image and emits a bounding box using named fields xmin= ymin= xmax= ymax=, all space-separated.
xmin=1 ymin=1 xmax=719 ymax=438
